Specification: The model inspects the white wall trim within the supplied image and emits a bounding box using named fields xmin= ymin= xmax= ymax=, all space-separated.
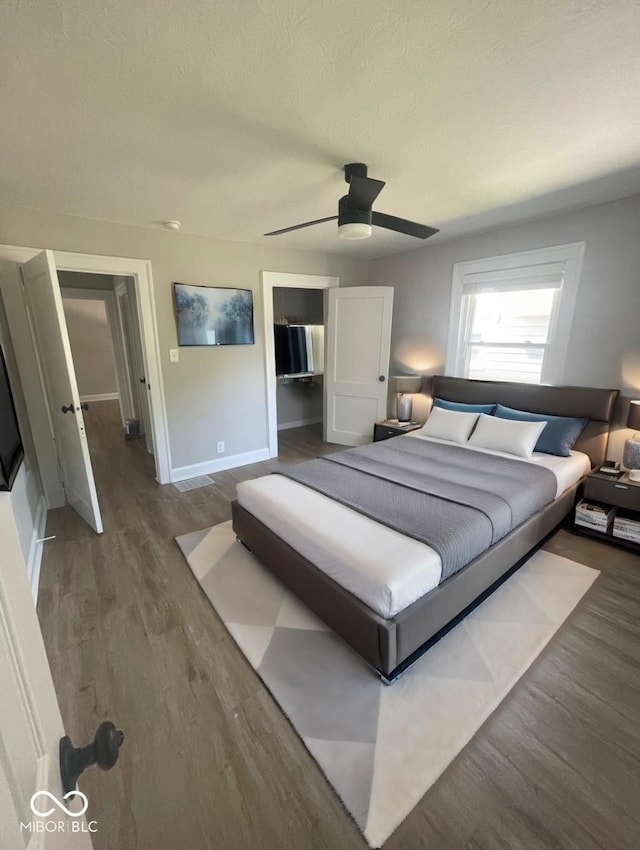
xmin=0 ymin=244 xmax=172 ymax=485
xmin=80 ymin=392 xmax=120 ymax=402
xmin=277 ymin=416 xmax=323 ymax=431
xmin=261 ymin=271 xmax=339 ymax=459
xmin=445 ymin=241 xmax=585 ymax=384
xmin=26 ymin=496 xmax=47 ymax=603
xmin=171 ymin=448 xmax=270 ymax=483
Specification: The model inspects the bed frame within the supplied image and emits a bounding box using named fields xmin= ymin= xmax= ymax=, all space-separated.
xmin=232 ymin=377 xmax=618 ymax=681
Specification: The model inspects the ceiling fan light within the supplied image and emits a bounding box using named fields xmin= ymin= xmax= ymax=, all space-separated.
xmin=338 ymin=222 xmax=372 ymax=240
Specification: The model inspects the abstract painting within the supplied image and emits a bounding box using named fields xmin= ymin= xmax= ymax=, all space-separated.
xmin=173 ymin=283 xmax=254 ymax=346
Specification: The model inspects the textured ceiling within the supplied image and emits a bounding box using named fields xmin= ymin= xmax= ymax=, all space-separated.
xmin=2 ymin=0 xmax=640 ymax=258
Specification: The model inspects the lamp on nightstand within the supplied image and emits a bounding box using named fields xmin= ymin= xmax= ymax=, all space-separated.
xmin=393 ymin=375 xmax=422 ymax=424
xmin=623 ymin=400 xmax=640 ymax=481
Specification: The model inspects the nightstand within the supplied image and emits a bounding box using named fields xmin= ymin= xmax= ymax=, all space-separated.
xmin=373 ymin=419 xmax=423 ymax=442
xmin=574 ymin=472 xmax=640 ymax=552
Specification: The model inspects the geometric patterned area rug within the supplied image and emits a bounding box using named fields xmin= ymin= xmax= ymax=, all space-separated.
xmin=176 ymin=521 xmax=599 ymax=848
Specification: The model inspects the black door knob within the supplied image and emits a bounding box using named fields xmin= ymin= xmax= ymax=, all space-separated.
xmin=81 ymin=402 xmax=90 ymax=411
xmin=378 ymin=375 xmax=386 ymax=382
xmin=60 ymin=721 xmax=125 ymax=795
xmin=61 ymin=403 xmax=75 ymax=414
xmin=139 ymin=377 xmax=146 ymax=384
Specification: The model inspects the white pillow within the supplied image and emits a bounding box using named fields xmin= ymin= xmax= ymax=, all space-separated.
xmin=467 ymin=413 xmax=546 ymax=458
xmin=418 ymin=406 xmax=480 ymax=443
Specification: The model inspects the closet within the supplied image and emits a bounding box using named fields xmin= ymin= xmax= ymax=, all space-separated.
xmin=273 ymin=287 xmax=324 ymax=431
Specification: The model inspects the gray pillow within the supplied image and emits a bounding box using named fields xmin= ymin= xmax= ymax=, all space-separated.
xmin=494 ymin=404 xmax=588 ymax=457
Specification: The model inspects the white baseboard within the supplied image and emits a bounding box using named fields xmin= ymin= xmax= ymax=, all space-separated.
xmin=80 ymin=392 xmax=120 ymax=402
xmin=27 ymin=497 xmax=47 ymax=603
xmin=277 ymin=416 xmax=323 ymax=431
xmin=170 ymin=447 xmax=271 ymax=483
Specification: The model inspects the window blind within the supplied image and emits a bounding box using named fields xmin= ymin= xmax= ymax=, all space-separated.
xmin=458 ymin=266 xmax=564 ymax=383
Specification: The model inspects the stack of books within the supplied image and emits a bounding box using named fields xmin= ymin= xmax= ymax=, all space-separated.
xmin=613 ymin=512 xmax=640 ymax=544
xmin=575 ymin=499 xmax=616 ymax=532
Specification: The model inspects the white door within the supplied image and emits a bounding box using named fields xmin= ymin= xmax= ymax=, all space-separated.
xmin=20 ymin=251 xmax=103 ymax=533
xmin=325 ymin=286 xmax=394 ymax=445
xmin=125 ymin=281 xmax=154 ymax=455
xmin=115 ymin=281 xmax=154 ymax=455
xmin=0 ymin=499 xmax=93 ymax=848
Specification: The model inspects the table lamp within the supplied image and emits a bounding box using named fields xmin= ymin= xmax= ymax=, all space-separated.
xmin=622 ymin=400 xmax=640 ymax=481
xmin=393 ymin=375 xmax=422 ymax=423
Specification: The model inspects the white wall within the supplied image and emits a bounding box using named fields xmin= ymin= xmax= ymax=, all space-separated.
xmin=62 ymin=297 xmax=119 ymax=398
xmin=370 ymin=194 xmax=640 ymax=458
xmin=3 ymin=462 xmax=46 ymax=600
xmin=0 ymin=204 xmax=369 ymax=477
xmin=6 ymin=464 xmax=42 ymax=563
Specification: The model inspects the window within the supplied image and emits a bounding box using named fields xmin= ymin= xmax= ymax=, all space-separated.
xmin=446 ymin=244 xmax=584 ymax=385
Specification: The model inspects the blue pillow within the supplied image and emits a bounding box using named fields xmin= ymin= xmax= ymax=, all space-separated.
xmin=494 ymin=404 xmax=588 ymax=457
xmin=433 ymin=397 xmax=497 ymax=415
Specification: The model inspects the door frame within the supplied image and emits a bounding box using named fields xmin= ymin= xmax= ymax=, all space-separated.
xmin=0 ymin=244 xmax=171 ymax=486
xmin=261 ymin=271 xmax=339 ymax=458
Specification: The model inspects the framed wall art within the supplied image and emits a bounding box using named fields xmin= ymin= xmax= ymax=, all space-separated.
xmin=173 ymin=283 xmax=254 ymax=346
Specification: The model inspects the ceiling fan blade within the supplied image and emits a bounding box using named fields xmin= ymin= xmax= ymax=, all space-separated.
xmin=347 ymin=175 xmax=385 ymax=211
xmin=264 ymin=216 xmax=338 ymax=236
xmin=372 ymin=212 xmax=439 ymax=240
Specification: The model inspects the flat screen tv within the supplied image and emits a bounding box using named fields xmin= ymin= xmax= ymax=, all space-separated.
xmin=274 ymin=324 xmax=309 ymax=375
xmin=173 ymin=282 xmax=254 ymax=346
xmin=0 ymin=346 xmax=24 ymax=491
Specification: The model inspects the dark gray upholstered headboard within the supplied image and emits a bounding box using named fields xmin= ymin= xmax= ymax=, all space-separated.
xmin=415 ymin=376 xmax=619 ymax=470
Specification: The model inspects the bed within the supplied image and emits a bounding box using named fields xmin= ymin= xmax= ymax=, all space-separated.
xmin=232 ymin=377 xmax=618 ymax=681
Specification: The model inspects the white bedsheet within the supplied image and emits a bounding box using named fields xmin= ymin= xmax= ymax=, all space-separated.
xmin=236 ymin=438 xmax=590 ymax=619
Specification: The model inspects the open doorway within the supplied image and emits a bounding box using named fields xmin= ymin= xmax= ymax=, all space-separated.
xmin=261 ymin=271 xmax=339 ymax=458
xmin=59 ymin=270 xmax=155 ymax=474
xmin=273 ymin=285 xmax=324 ymax=434
xmin=0 ymin=244 xmax=171 ymax=538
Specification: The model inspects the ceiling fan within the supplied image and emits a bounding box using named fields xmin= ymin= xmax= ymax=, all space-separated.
xmin=264 ymin=163 xmax=439 ymax=241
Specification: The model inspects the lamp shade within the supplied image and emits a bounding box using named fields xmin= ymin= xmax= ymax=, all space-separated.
xmin=393 ymin=375 xmax=422 ymax=394
xmin=626 ymin=400 xmax=640 ymax=430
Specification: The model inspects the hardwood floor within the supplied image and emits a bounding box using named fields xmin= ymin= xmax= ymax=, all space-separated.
xmin=37 ymin=401 xmax=640 ymax=850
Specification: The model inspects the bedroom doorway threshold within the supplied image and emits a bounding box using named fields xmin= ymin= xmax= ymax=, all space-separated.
xmin=261 ymin=271 xmax=339 ymax=460
xmin=0 ymin=244 xmax=172 ymax=490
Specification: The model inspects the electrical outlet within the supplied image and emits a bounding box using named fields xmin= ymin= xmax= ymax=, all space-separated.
xmin=216 ymin=441 xmax=225 ymax=454
xmin=169 ymin=349 xmax=180 ymax=363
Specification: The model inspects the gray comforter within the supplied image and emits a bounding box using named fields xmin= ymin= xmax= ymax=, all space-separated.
xmin=279 ymin=437 xmax=557 ymax=581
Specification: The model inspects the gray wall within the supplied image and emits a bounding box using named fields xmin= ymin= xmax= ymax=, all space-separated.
xmin=0 ymin=204 xmax=369 ymax=473
xmin=58 ymin=271 xmax=115 ymax=291
xmin=62 ymin=297 xmax=118 ymax=398
xmin=273 ymin=287 xmax=323 ymax=325
xmin=277 ymin=377 xmax=323 ymax=428
xmin=370 ymin=194 xmax=640 ymax=458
